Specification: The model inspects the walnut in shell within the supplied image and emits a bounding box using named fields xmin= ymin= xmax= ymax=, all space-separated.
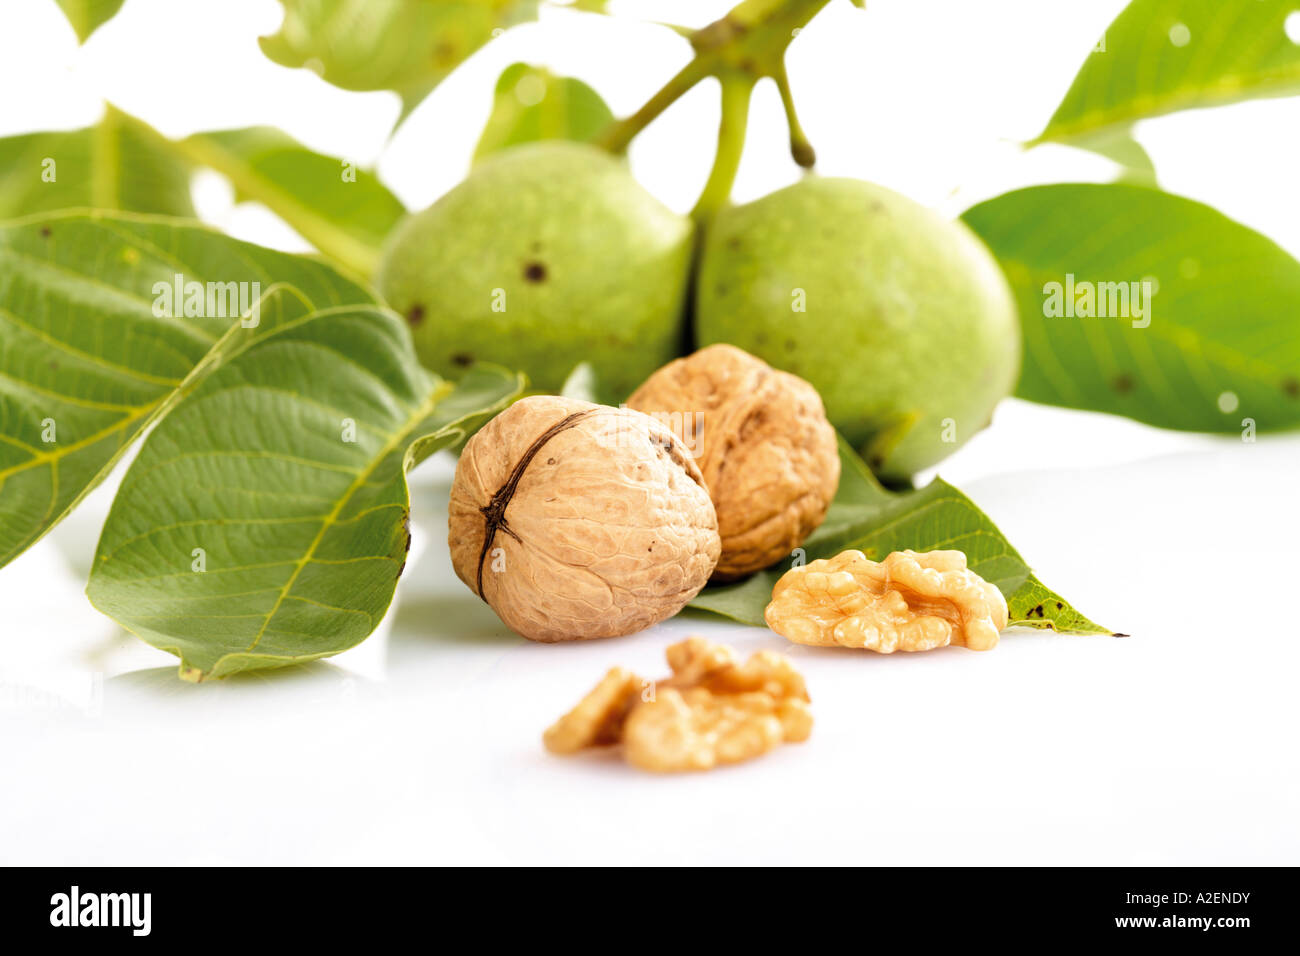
xmin=627 ymin=344 xmax=839 ymax=581
xmin=765 ymin=548 xmax=1009 ymax=652
xmin=448 ymin=395 xmax=721 ymax=642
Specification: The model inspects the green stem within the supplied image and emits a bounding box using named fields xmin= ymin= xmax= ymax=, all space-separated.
xmin=773 ymin=60 xmax=815 ymax=168
xmin=595 ymin=58 xmax=712 ymax=154
xmin=690 ymin=72 xmax=755 ymax=223
xmin=594 ymin=0 xmax=832 ymax=166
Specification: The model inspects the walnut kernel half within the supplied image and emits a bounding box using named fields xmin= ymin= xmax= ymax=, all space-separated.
xmin=543 ymin=637 xmax=812 ymax=772
xmin=542 ymin=667 xmax=642 ymax=755
xmin=765 ymin=549 xmax=1008 ymax=652
xmin=623 ymin=688 xmax=796 ymax=773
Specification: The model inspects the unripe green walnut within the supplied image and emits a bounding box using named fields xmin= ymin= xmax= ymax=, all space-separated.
xmin=696 ymin=178 xmax=1021 ymax=480
xmin=377 ymin=142 xmax=694 ymax=402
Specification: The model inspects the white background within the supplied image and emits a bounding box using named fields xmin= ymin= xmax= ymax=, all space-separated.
xmin=1 ymin=0 xmax=1298 ymax=865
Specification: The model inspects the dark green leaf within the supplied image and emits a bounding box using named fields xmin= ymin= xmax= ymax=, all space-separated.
xmin=178 ymin=127 xmax=406 ymax=278
xmin=0 ymin=106 xmax=193 ymax=218
xmin=88 ymin=361 xmax=521 ymax=681
xmin=962 ymin=183 xmax=1300 ymax=432
xmin=1036 ymin=0 xmax=1300 ymax=145
xmin=54 ymin=0 xmax=126 ymax=43
xmin=474 ymin=63 xmax=614 ymax=163
xmin=0 ymin=211 xmax=374 ymax=569
xmin=259 ymin=0 xmax=539 ymax=122
xmin=690 ymin=438 xmax=1111 ymax=635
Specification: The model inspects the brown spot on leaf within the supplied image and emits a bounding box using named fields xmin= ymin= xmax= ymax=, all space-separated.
xmin=523 ymin=261 xmax=547 ymax=283
xmin=397 ymin=513 xmax=412 ymax=579
xmin=432 ymin=41 xmax=457 ymax=66
xmin=1112 ymin=373 xmax=1135 ymax=394
xmin=451 ymin=352 xmax=475 ymax=368
xmin=1283 ymin=377 xmax=1300 ymax=398
xmin=40 ymin=226 xmax=51 ymax=238
xmin=405 ymin=304 xmax=425 ymax=327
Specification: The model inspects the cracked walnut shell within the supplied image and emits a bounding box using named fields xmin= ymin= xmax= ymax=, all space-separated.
xmin=765 ymin=549 xmax=1008 ymax=652
xmin=449 ymin=396 xmax=721 ymax=642
xmin=543 ymin=637 xmax=812 ymax=773
xmin=627 ymin=344 xmax=839 ymax=581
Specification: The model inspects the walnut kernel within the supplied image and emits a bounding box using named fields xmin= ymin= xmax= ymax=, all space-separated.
xmin=627 ymin=344 xmax=839 ymax=581
xmin=449 ymin=396 xmax=721 ymax=642
xmin=543 ymin=637 xmax=812 ymax=772
xmin=765 ymin=549 xmax=1008 ymax=652
xmin=624 ymin=688 xmax=797 ymax=773
xmin=542 ymin=667 xmax=642 ymax=754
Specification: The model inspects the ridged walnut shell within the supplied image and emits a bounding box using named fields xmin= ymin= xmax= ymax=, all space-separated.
xmin=627 ymin=344 xmax=840 ymax=581
xmin=448 ymin=395 xmax=721 ymax=642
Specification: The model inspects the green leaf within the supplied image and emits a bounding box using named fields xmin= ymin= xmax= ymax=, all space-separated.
xmin=1005 ymin=576 xmax=1121 ymax=636
xmin=962 ymin=183 xmax=1300 ymax=432
xmin=689 ymin=438 xmax=1111 ymax=636
xmin=1075 ymin=129 xmax=1159 ymax=186
xmin=88 ymin=355 xmax=521 ymax=681
xmin=0 ymin=210 xmax=375 ymax=570
xmin=259 ymin=0 xmax=539 ymax=123
xmin=552 ymin=0 xmax=610 ymax=12
xmin=177 ymin=127 xmax=406 ymax=279
xmin=474 ymin=63 xmax=614 ymax=163
xmin=0 ymin=106 xmax=193 ymax=218
xmin=54 ymin=0 xmax=126 ymax=43
xmin=1036 ymin=0 xmax=1300 ymax=145
xmin=558 ymin=361 xmax=598 ymax=403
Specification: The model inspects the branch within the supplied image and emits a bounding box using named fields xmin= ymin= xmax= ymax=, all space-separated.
xmin=593 ymin=0 xmax=835 ymax=213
